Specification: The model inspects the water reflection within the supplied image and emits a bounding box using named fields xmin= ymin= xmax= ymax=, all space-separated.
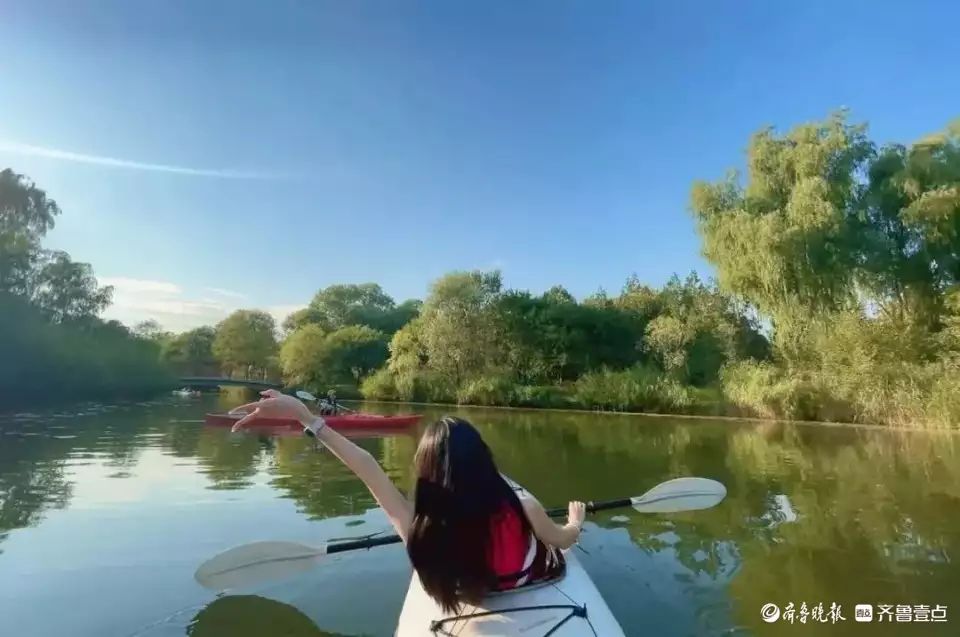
xmin=0 ymin=398 xmax=957 ymax=636
xmin=188 ymin=595 xmax=347 ymax=637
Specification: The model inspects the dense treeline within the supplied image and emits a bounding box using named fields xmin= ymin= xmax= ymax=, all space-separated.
xmin=0 ymin=169 xmax=173 ymax=405
xmin=277 ymin=284 xmax=419 ymax=394
xmin=353 ymin=271 xmax=767 ymax=412
xmin=139 ymin=283 xmax=420 ymax=394
xmin=693 ymin=113 xmax=960 ymax=426
xmin=270 ymin=271 xmax=769 ymax=412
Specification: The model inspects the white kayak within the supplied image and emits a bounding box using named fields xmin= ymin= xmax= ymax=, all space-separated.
xmin=396 ymin=478 xmax=626 ymax=637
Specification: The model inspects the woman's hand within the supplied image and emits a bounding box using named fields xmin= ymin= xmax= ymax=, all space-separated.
xmin=230 ymin=389 xmax=315 ymax=431
xmin=567 ymin=501 xmax=586 ymax=531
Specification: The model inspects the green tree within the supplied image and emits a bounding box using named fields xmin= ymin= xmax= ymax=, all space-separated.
xmin=323 ymin=325 xmax=389 ymax=384
xmin=614 ymin=274 xmax=662 ymax=319
xmin=417 ymin=271 xmax=504 ymax=386
xmin=0 ymin=293 xmax=173 ymax=407
xmin=1 ymin=170 xmax=112 ymax=324
xmin=0 ymin=168 xmax=61 ymax=296
xmin=386 ymin=317 xmax=429 ymax=399
xmin=495 ymin=288 xmax=640 ymax=383
xmin=0 ymin=168 xmax=174 ymax=407
xmin=858 ymin=121 xmax=960 ymax=327
xmin=286 ymin=284 xmax=420 ymax=335
xmin=279 ymin=324 xmax=328 ymax=387
xmin=690 ymin=112 xmax=873 ymax=355
xmin=281 ymin=307 xmax=318 ymax=334
xmin=30 ymin=251 xmax=112 ymax=323
xmin=495 ymin=291 xmax=557 ymax=383
xmin=384 ymin=298 xmax=423 ymax=334
xmin=644 ymin=273 xmax=767 ymax=385
xmin=692 ymin=113 xmax=960 ymax=424
xmin=311 ymin=283 xmax=394 ymax=330
xmin=163 ymin=326 xmax=218 ymax=375
xmin=281 ymin=324 xmax=387 ymax=387
xmin=132 ymin=319 xmax=165 ymax=340
xmin=213 ymin=310 xmax=278 ymax=379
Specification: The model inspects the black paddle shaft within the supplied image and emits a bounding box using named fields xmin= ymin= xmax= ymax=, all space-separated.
xmin=325 ymin=497 xmax=632 ymax=555
xmin=544 ymin=498 xmax=632 ymax=518
xmin=327 ymin=533 xmax=403 ymax=554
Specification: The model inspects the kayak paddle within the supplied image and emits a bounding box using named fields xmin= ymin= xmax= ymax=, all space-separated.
xmin=194 ymin=477 xmax=726 ymax=591
xmin=296 ymin=389 xmax=357 ymax=414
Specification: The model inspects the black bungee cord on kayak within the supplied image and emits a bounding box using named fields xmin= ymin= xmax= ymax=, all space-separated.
xmin=428 ymin=580 xmax=599 ymax=637
xmin=429 ymin=603 xmax=595 ymax=637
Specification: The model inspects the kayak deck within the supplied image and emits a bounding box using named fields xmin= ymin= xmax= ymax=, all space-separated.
xmin=204 ymin=412 xmax=422 ymax=430
xmin=395 ymin=478 xmax=625 ymax=637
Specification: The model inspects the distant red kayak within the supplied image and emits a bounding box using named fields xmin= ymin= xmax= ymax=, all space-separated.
xmin=204 ymin=412 xmax=422 ymax=430
xmin=204 ymin=421 xmax=417 ymax=440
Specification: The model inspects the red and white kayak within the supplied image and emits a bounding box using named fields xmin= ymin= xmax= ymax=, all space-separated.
xmin=204 ymin=412 xmax=422 ymax=430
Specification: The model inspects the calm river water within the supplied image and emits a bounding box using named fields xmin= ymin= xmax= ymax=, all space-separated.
xmin=0 ymin=395 xmax=957 ymax=636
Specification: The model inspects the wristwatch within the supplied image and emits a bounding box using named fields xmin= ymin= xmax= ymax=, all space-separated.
xmin=304 ymin=416 xmax=327 ymax=438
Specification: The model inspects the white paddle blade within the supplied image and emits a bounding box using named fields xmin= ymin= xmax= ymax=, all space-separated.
xmin=631 ymin=477 xmax=727 ymax=513
xmin=194 ymin=541 xmax=326 ymax=591
xmin=296 ymin=390 xmax=317 ymax=402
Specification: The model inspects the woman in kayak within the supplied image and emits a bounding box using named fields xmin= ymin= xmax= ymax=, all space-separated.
xmin=232 ymin=390 xmax=586 ymax=613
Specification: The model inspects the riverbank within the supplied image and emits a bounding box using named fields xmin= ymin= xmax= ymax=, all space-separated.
xmin=369 ymin=398 xmax=940 ymax=432
xmin=354 ymin=370 xmax=960 ymax=431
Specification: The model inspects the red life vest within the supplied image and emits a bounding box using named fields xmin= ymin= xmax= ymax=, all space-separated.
xmin=487 ymin=503 xmax=564 ymax=590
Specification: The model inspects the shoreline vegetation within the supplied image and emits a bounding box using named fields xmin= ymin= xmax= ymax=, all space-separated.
xmin=3 ymin=112 xmax=959 ymax=427
xmin=354 ymin=398 xmax=960 ymax=433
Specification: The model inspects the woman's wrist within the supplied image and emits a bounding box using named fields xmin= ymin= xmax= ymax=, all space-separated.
xmin=303 ymin=415 xmax=327 ymax=435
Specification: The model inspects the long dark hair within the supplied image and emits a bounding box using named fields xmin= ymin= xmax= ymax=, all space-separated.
xmin=407 ymin=416 xmax=530 ymax=612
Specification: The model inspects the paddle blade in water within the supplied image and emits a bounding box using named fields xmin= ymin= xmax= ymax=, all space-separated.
xmin=630 ymin=477 xmax=726 ymax=513
xmin=194 ymin=541 xmax=325 ymax=591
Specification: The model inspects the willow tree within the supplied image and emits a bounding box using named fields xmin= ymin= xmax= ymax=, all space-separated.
xmin=691 ymin=114 xmax=873 ymax=359
xmin=693 ymin=114 xmax=960 ymax=362
xmin=859 ymin=120 xmax=960 ymax=330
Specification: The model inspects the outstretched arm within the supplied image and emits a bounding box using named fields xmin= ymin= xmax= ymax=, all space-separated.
xmin=232 ymin=390 xmax=414 ymax=541
xmin=307 ymin=419 xmax=413 ymax=541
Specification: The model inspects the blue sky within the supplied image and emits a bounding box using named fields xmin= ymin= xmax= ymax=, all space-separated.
xmin=1 ymin=1 xmax=957 ymax=331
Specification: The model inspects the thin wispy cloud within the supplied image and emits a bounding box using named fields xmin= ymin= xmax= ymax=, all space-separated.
xmin=99 ymin=277 xmax=182 ymax=295
xmin=100 ymin=275 xmax=301 ymax=332
xmin=204 ymin=287 xmax=247 ymax=299
xmin=0 ymin=140 xmax=287 ymax=180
